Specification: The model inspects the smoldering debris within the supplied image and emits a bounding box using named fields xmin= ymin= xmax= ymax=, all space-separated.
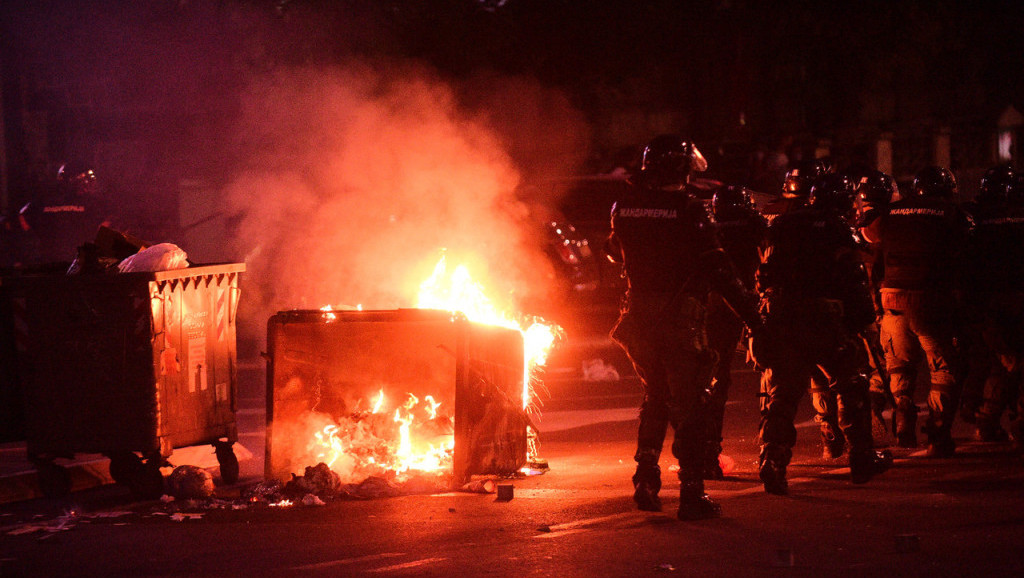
xmin=166 ymin=465 xmax=216 ymax=500
xmin=3 ymin=466 xmax=521 ymax=535
xmin=284 ymin=463 xmax=343 ymax=497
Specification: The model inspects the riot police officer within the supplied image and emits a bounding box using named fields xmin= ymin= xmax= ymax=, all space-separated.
xmin=762 ymin=158 xmax=846 ymax=458
xmin=860 ymin=166 xmax=973 ymax=457
xmin=704 ymin=185 xmax=768 ymax=479
xmin=761 ymin=158 xmax=829 ymax=224
xmin=606 ymin=134 xmax=762 ymax=519
xmin=21 ymin=161 xmax=114 ymax=266
xmin=750 ymin=173 xmax=893 ymax=495
xmin=961 ymin=165 xmax=1024 ymax=445
xmin=853 ymin=169 xmax=899 ymax=447
xmin=807 ymin=167 xmax=898 ymax=457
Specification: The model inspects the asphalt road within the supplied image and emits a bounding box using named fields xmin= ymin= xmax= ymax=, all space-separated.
xmin=3 ymin=315 xmax=1024 ymax=577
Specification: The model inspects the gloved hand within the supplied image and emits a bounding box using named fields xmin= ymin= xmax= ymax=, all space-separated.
xmin=746 ymin=317 xmax=781 ymax=371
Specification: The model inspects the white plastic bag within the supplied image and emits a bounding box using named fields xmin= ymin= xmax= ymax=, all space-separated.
xmin=117 ymin=243 xmax=189 ymax=273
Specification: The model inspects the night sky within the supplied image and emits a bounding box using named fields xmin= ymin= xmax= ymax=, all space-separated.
xmin=4 ymin=0 xmax=1022 ymax=183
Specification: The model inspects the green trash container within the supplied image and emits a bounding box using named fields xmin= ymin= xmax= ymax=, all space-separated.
xmin=10 ymin=263 xmax=245 ymax=497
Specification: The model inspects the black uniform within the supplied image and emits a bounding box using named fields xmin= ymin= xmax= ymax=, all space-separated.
xmin=759 ymin=183 xmax=843 ymax=456
xmin=752 ymin=204 xmax=883 ymax=494
xmin=608 ymin=182 xmax=760 ymax=516
xmin=962 ymin=199 xmax=1024 ymax=444
xmin=705 ymin=200 xmax=767 ymax=476
xmin=21 ymin=190 xmax=112 ymax=266
xmin=861 ymin=193 xmax=973 ymax=454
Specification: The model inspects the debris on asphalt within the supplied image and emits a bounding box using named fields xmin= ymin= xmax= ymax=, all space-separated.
xmin=166 ymin=465 xmax=215 ymax=499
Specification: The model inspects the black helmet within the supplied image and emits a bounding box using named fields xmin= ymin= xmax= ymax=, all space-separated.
xmin=56 ymin=161 xmax=98 ymax=196
xmin=841 ymin=163 xmax=873 ymax=184
xmin=978 ymin=164 xmax=1014 ymax=204
xmin=912 ymin=166 xmax=957 ymax=199
xmin=855 ymin=170 xmax=898 ymax=208
xmin=809 ymin=173 xmax=857 ymax=222
xmin=638 ymin=134 xmax=707 ymax=190
xmin=712 ymin=185 xmax=754 ymax=218
xmin=782 ymin=159 xmax=828 ymax=199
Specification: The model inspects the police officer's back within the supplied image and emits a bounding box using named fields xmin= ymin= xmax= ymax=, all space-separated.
xmin=607 ymin=134 xmax=760 ymax=520
xmin=860 ymin=166 xmax=973 ymax=456
xmin=961 ymin=165 xmax=1024 ymax=443
xmin=703 ymin=185 xmax=767 ymax=478
xmin=22 ymin=162 xmax=114 ymax=266
xmin=751 ymin=173 xmax=890 ymax=495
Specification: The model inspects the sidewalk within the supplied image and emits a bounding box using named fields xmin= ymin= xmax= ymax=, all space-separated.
xmin=0 ymin=438 xmax=260 ymax=505
xmin=0 ymin=359 xmax=266 ymax=505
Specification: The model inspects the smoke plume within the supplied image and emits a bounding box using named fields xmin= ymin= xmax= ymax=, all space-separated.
xmin=222 ymin=61 xmax=589 ymax=351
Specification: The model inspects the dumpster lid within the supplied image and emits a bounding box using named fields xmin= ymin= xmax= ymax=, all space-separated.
xmin=150 ymin=262 xmax=246 ymax=281
xmin=2 ymin=262 xmax=245 ymax=287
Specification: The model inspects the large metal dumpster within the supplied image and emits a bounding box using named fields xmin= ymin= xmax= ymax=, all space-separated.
xmin=265 ymin=308 xmax=528 ymax=488
xmin=9 ymin=263 xmax=245 ymax=497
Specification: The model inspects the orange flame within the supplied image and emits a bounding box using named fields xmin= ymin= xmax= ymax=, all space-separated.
xmin=308 ymin=389 xmax=455 ymax=482
xmin=306 ymin=253 xmax=560 ymax=482
xmin=415 ymin=253 xmax=562 ymax=411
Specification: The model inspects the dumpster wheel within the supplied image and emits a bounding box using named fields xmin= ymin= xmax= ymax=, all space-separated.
xmin=126 ymin=454 xmax=166 ymax=500
xmin=214 ymin=440 xmax=240 ymax=485
xmin=34 ymin=460 xmax=72 ymax=499
xmin=106 ymin=451 xmax=144 ymax=486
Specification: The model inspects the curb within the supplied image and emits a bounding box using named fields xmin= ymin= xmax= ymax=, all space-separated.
xmin=0 ymin=443 xmax=256 ymax=505
xmin=0 ymin=455 xmax=114 ymax=505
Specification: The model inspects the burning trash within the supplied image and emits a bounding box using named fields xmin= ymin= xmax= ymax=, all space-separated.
xmin=265 ymin=255 xmax=561 ymax=496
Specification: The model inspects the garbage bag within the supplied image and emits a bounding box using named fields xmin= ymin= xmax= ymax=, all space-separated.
xmin=117 ymin=243 xmax=189 ymax=273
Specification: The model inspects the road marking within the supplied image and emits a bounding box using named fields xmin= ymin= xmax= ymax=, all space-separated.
xmin=367 ymin=557 xmax=448 ymax=572
xmin=534 ymin=527 xmax=593 ymax=539
xmin=289 ymin=552 xmax=405 ymax=570
xmin=534 ymin=511 xmax=639 ymax=537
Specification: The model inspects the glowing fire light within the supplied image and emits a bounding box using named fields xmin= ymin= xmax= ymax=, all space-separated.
xmin=371 ymin=388 xmax=385 ymax=414
xmin=307 ymin=389 xmax=455 ymax=482
xmin=303 ymin=253 xmax=559 ymax=484
xmin=416 ymin=254 xmax=562 ymax=411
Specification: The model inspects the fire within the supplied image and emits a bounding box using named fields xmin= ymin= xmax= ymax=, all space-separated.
xmin=302 ymin=253 xmax=560 ymax=484
xmin=416 ymin=254 xmax=562 ymax=410
xmin=307 ymin=389 xmax=455 ymax=483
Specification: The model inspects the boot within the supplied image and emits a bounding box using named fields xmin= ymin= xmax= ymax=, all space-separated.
xmin=893 ymin=397 xmax=918 ymax=448
xmin=974 ymin=416 xmax=1009 ymax=442
xmin=924 ymin=424 xmax=956 ymax=458
xmin=632 ymin=463 xmax=662 ymax=512
xmin=924 ymin=409 xmax=957 ymax=458
xmin=849 ymin=449 xmax=894 ymax=484
xmin=819 ymin=418 xmax=846 ymax=459
xmin=869 ymin=391 xmax=893 ymax=448
xmin=924 ymin=436 xmax=956 ymax=458
xmin=677 ymin=479 xmax=721 ymax=521
xmin=758 ymin=444 xmax=791 ymax=496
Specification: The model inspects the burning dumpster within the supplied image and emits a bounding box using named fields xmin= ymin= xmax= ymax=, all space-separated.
xmin=9 ymin=263 xmax=245 ymax=498
xmin=265 ymin=308 xmax=528 ymax=489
